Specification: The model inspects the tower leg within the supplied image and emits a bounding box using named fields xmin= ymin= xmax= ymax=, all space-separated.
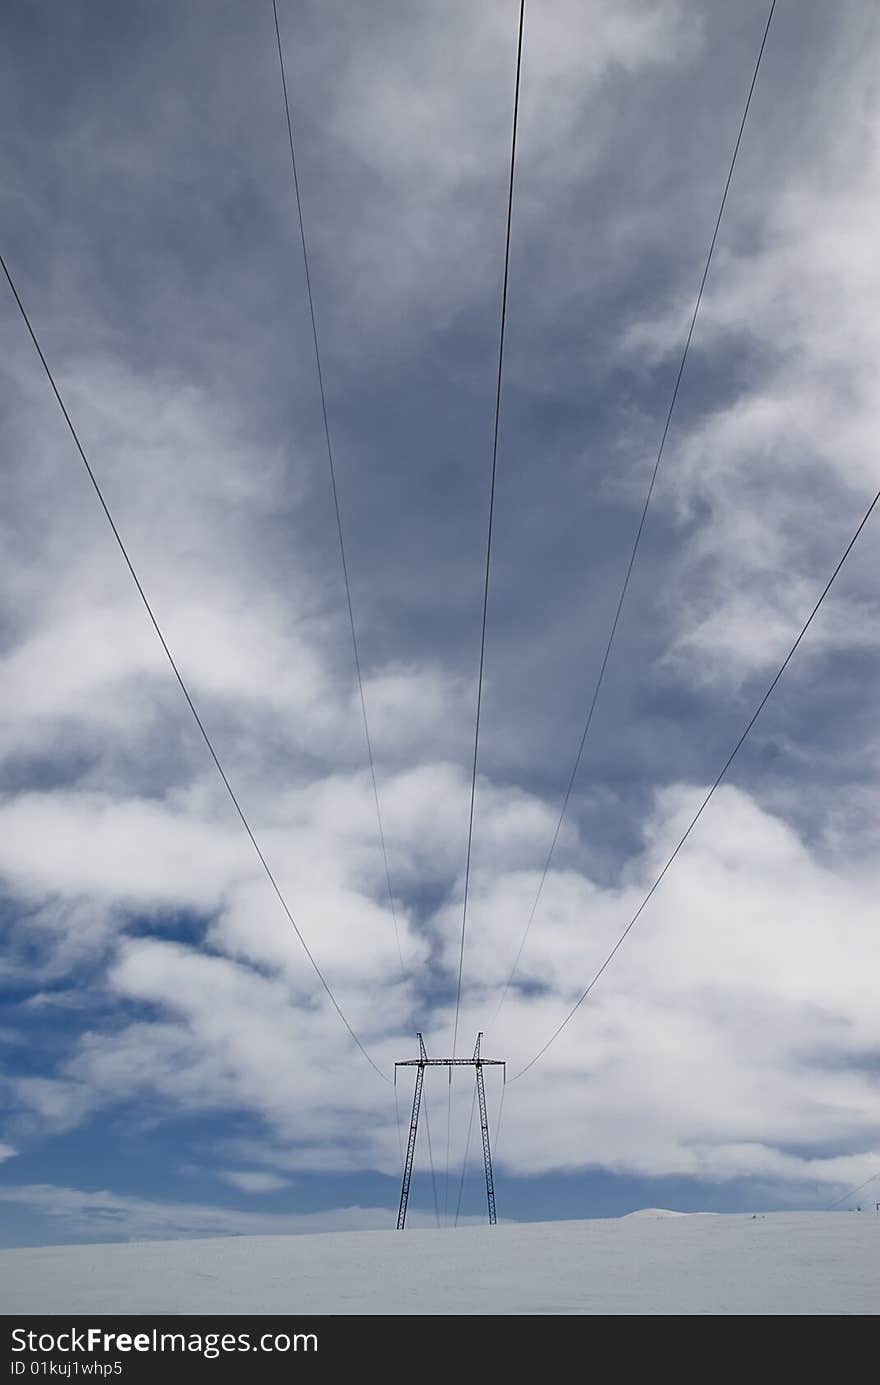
xmin=475 ymin=1061 xmax=496 ymax=1225
xmin=397 ymin=1061 xmax=424 ymax=1229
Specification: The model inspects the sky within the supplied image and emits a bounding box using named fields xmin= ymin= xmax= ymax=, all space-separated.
xmin=0 ymin=0 xmax=878 ymax=1249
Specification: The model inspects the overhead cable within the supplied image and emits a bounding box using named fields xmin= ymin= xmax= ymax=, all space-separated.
xmin=492 ymin=0 xmax=778 ymax=1022
xmin=271 ymin=0 xmax=405 ymax=983
xmin=452 ymin=0 xmax=526 ymax=1052
xmin=509 ymin=482 xmax=880 ymax=1080
xmin=447 ymin=0 xmax=527 ymax=1221
xmin=827 ymin=1170 xmax=880 ymax=1211
xmin=0 ymin=249 xmax=390 ymax=1083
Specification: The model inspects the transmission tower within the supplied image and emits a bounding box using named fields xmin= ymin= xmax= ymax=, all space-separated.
xmin=395 ymin=1032 xmax=505 ymax=1229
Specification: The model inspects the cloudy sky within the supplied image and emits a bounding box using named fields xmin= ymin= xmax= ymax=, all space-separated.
xmin=1 ymin=0 xmax=878 ymax=1248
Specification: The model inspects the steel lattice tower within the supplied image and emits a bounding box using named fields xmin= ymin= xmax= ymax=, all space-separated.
xmin=395 ymin=1032 xmax=505 ymax=1229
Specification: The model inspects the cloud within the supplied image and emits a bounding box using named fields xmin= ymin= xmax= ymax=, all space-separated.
xmin=474 ymin=785 xmax=880 ymax=1185
xmin=0 ymin=1184 xmax=449 ymax=1243
xmin=300 ymin=0 xmax=699 ymax=339
xmin=0 ymin=0 xmax=877 ymax=1223
xmin=216 ymin=1170 xmax=289 ymax=1194
xmin=6 ymin=781 xmax=878 ymax=1197
xmin=619 ymin=6 xmax=880 ymax=690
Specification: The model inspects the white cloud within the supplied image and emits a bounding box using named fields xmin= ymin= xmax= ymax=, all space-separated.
xmin=315 ymin=0 xmax=699 ymax=336
xmin=216 ymin=1170 xmax=289 ymax=1194
xmin=6 ymin=778 xmax=877 ymax=1196
xmin=0 ymin=0 xmax=877 ymax=1217
xmin=619 ymin=7 xmax=880 ymax=687
xmin=0 ymin=791 xmax=248 ymax=910
xmin=0 ymin=1184 xmax=449 ymax=1243
xmin=475 ymin=785 xmax=880 ymax=1185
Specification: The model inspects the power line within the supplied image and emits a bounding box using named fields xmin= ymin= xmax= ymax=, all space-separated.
xmin=454 ymin=1074 xmax=506 ymax=1227
xmin=0 ymin=248 xmax=390 ymax=1084
xmin=827 ymin=1170 xmax=880 ymax=1211
xmin=509 ymin=482 xmax=880 ymax=1081
xmin=452 ymin=0 xmax=526 ymax=1056
xmin=453 ymin=1075 xmax=507 ymax=1227
xmin=495 ymin=1078 xmax=507 ymax=1159
xmin=422 ymin=1084 xmax=442 ymax=1228
xmin=448 ymin=0 xmax=526 ymax=1216
xmin=492 ymin=0 xmax=778 ymax=1024
xmin=393 ymin=1076 xmax=406 ymax=1176
xmin=271 ymin=0 xmax=405 ymax=984
xmin=453 ymin=1080 xmax=478 ymax=1227
xmin=444 ymin=1075 xmax=455 ymax=1223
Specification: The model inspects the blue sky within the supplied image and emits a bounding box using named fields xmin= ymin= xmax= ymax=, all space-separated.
xmin=1 ymin=0 xmax=879 ymax=1247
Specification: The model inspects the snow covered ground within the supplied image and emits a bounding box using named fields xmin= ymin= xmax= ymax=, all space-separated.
xmin=0 ymin=1212 xmax=876 ymax=1315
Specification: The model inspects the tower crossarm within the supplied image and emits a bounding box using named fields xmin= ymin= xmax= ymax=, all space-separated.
xmin=395 ymin=1057 xmax=504 ymax=1068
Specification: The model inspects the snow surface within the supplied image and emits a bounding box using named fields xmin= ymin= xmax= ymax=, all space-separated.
xmin=0 ymin=1212 xmax=876 ymax=1316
